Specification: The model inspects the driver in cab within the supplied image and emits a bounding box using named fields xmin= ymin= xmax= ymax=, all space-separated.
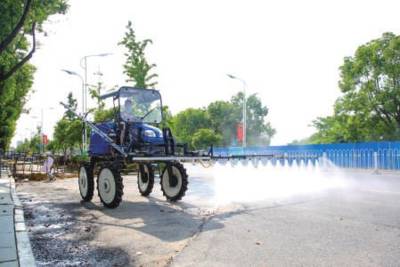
xmin=121 ymin=99 xmax=136 ymax=122
xmin=120 ymin=99 xmax=137 ymax=145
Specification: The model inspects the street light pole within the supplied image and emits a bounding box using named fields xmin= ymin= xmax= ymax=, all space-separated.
xmin=61 ymin=69 xmax=86 ymax=153
xmin=40 ymin=107 xmax=54 ymax=153
xmin=80 ymin=53 xmax=112 ymax=115
xmin=227 ymin=74 xmax=247 ymax=148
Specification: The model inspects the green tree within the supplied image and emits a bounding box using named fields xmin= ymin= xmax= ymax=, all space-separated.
xmin=28 ymin=132 xmax=41 ymax=153
xmin=94 ymin=109 xmax=114 ymax=123
xmin=171 ymin=108 xmax=211 ymax=147
xmin=0 ymin=0 xmax=68 ymax=150
xmin=52 ymin=93 xmax=82 ymax=155
xmin=88 ymin=82 xmax=115 ymax=122
xmin=89 ymin=21 xmax=159 ymax=124
xmin=15 ymin=127 xmax=41 ymax=153
xmin=191 ymin=129 xmax=222 ymax=150
xmin=170 ymin=93 xmax=275 ymax=148
xmin=207 ymin=101 xmax=239 ymax=146
xmin=288 ymin=137 xmax=313 ymax=146
xmin=311 ymin=32 xmax=400 ymax=144
xmin=52 ymin=118 xmax=82 ymax=156
xmin=65 ymin=92 xmax=78 ymax=120
xmin=119 ymin=21 xmax=158 ymax=88
xmin=15 ymin=138 xmax=30 ymax=153
xmin=231 ymin=92 xmax=276 ymax=146
xmin=0 ymin=64 xmax=34 ymax=149
xmin=0 ymin=0 xmax=68 ymax=83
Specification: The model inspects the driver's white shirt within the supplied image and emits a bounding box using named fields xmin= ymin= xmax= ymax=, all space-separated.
xmin=121 ymin=108 xmax=137 ymax=122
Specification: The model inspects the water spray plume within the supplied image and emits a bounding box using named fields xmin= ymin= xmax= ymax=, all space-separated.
xmin=186 ymin=158 xmax=349 ymax=206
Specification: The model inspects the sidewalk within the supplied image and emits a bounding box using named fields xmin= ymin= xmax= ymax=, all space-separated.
xmin=0 ymin=172 xmax=35 ymax=267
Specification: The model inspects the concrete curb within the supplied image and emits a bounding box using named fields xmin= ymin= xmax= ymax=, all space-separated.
xmin=9 ymin=178 xmax=36 ymax=267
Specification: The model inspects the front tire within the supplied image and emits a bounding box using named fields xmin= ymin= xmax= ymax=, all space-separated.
xmin=78 ymin=164 xmax=94 ymax=202
xmin=97 ymin=165 xmax=123 ymax=208
xmin=138 ymin=164 xmax=154 ymax=196
xmin=160 ymin=163 xmax=188 ymax=202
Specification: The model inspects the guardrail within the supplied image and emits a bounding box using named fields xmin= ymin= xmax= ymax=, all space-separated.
xmin=0 ymin=151 xmax=69 ymax=179
xmin=213 ymin=141 xmax=400 ymax=171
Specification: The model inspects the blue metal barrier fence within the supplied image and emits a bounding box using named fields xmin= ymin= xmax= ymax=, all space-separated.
xmin=213 ymin=141 xmax=400 ymax=170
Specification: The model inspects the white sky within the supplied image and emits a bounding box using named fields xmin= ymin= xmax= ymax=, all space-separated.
xmin=11 ymin=0 xmax=400 ymax=147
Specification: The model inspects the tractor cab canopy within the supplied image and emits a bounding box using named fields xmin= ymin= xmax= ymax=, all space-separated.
xmin=100 ymin=87 xmax=163 ymax=124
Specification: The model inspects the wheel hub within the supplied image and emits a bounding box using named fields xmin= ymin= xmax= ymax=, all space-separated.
xmin=169 ymin=175 xmax=178 ymax=187
xmin=103 ymin=180 xmax=111 ymax=193
xmin=141 ymin=173 xmax=149 ymax=183
xmin=79 ymin=168 xmax=88 ymax=196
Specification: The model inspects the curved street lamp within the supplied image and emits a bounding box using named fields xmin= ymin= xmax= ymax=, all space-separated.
xmin=80 ymin=53 xmax=112 ymax=115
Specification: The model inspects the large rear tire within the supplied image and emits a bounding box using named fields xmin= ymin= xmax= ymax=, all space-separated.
xmin=160 ymin=163 xmax=188 ymax=202
xmin=137 ymin=164 xmax=154 ymax=196
xmin=97 ymin=165 xmax=123 ymax=208
xmin=78 ymin=163 xmax=94 ymax=202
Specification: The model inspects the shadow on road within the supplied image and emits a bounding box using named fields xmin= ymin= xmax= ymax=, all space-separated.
xmin=55 ymin=197 xmax=226 ymax=243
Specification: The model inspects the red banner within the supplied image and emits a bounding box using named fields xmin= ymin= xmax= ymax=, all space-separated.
xmin=237 ymin=123 xmax=243 ymax=143
xmin=42 ymin=134 xmax=48 ymax=145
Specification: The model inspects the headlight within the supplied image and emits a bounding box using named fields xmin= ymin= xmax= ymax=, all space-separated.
xmin=143 ymin=130 xmax=156 ymax=138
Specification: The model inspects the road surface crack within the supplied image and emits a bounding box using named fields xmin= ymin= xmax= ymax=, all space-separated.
xmin=166 ymin=209 xmax=219 ymax=266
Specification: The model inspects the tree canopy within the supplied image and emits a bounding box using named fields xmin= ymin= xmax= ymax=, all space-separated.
xmin=171 ymin=92 xmax=275 ymax=149
xmin=310 ymin=32 xmax=400 ymax=144
xmin=0 ymin=0 xmax=68 ymax=83
xmin=119 ymin=21 xmax=158 ymax=89
xmin=15 ymin=126 xmax=41 ymax=153
xmin=87 ymin=21 xmax=159 ymax=124
xmin=0 ymin=0 xmax=68 ymax=150
xmin=51 ymin=93 xmax=82 ymax=155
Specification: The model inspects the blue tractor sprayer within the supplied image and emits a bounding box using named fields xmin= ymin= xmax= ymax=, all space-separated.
xmin=61 ymin=86 xmax=275 ymax=208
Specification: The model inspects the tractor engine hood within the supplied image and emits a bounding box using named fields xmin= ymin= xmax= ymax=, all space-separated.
xmin=132 ymin=123 xmax=164 ymax=143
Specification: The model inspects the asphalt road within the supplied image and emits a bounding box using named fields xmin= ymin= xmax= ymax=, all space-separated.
xmin=16 ymin=164 xmax=400 ymax=267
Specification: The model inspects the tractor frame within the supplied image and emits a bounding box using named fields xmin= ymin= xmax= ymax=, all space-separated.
xmin=64 ymin=86 xmax=211 ymax=208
